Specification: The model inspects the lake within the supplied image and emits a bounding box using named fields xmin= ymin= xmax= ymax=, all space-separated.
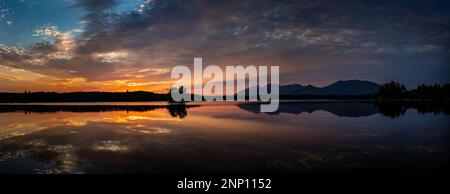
xmin=0 ymin=101 xmax=449 ymax=174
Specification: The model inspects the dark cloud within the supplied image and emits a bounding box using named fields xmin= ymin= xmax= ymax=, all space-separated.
xmin=72 ymin=0 xmax=118 ymax=12
xmin=27 ymin=42 xmax=59 ymax=56
xmin=0 ymin=46 xmax=29 ymax=64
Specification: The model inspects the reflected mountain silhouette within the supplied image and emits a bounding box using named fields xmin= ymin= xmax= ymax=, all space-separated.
xmin=238 ymin=101 xmax=450 ymax=118
xmin=0 ymin=101 xmax=448 ymax=119
xmin=238 ymin=101 xmax=379 ymax=117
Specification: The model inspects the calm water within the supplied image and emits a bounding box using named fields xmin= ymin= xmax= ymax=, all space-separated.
xmin=0 ymin=102 xmax=449 ymax=174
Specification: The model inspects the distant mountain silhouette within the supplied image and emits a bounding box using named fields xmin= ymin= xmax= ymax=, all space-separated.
xmin=279 ymin=84 xmax=306 ymax=94
xmin=0 ymin=80 xmax=381 ymax=103
xmin=239 ymin=80 xmax=381 ymax=96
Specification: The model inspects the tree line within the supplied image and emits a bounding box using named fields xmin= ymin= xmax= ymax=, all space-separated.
xmin=377 ymin=81 xmax=450 ymax=100
xmin=0 ymin=91 xmax=169 ymax=103
xmin=0 ymin=82 xmax=448 ymax=102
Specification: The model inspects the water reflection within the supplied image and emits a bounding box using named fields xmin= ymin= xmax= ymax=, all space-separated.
xmin=374 ymin=101 xmax=450 ymax=118
xmin=239 ymin=101 xmax=379 ymax=117
xmin=167 ymin=105 xmax=188 ymax=119
xmin=1 ymin=102 xmax=449 ymax=118
xmin=0 ymin=104 xmax=194 ymax=115
xmin=239 ymin=101 xmax=450 ymax=118
xmin=0 ymin=102 xmax=449 ymax=174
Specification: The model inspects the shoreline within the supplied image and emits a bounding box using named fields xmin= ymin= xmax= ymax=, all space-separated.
xmin=0 ymin=99 xmax=449 ymax=107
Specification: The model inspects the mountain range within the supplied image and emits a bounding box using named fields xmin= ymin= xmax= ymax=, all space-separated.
xmin=240 ymin=80 xmax=381 ymax=96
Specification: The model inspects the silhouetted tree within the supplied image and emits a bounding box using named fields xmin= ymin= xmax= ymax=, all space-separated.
xmin=377 ymin=82 xmax=450 ymax=100
xmin=377 ymin=81 xmax=407 ymax=99
xmin=411 ymin=83 xmax=450 ymax=99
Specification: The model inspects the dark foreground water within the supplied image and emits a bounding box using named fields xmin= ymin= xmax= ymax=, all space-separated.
xmin=0 ymin=101 xmax=449 ymax=174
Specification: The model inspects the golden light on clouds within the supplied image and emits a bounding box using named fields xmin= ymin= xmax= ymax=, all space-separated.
xmin=0 ymin=65 xmax=50 ymax=82
xmin=93 ymin=51 xmax=129 ymax=63
xmin=0 ymin=61 xmax=174 ymax=93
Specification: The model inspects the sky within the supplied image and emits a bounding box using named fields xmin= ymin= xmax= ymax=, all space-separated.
xmin=0 ymin=0 xmax=449 ymax=93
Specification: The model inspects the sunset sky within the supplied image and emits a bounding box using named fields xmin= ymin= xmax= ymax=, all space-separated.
xmin=0 ymin=0 xmax=449 ymax=93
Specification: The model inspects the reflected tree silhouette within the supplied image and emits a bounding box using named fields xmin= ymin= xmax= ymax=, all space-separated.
xmin=375 ymin=101 xmax=450 ymax=118
xmin=0 ymin=102 xmax=448 ymax=119
xmin=0 ymin=105 xmax=196 ymax=119
xmin=167 ymin=105 xmax=188 ymax=119
xmin=238 ymin=101 xmax=450 ymax=118
xmin=374 ymin=102 xmax=408 ymax=118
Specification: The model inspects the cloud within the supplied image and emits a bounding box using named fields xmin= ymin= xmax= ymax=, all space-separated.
xmin=27 ymin=42 xmax=59 ymax=56
xmin=33 ymin=24 xmax=61 ymax=38
xmin=1 ymin=0 xmax=449 ymax=91
xmin=72 ymin=0 xmax=118 ymax=12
